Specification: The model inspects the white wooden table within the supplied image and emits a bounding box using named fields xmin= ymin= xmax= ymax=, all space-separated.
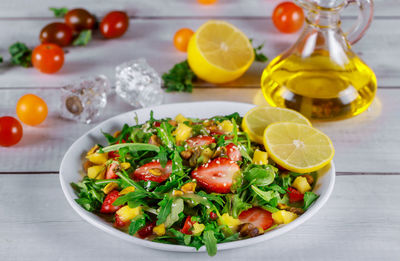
xmin=1 ymin=1 xmax=399 ymax=260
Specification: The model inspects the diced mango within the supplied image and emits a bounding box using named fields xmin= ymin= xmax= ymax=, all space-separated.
xmin=218 ymin=213 xmax=241 ymax=230
xmin=192 ymin=223 xmax=205 ymax=236
xmin=172 ymin=190 xmax=184 ymax=196
xmin=272 ymin=210 xmax=298 ymax=224
xmin=87 ymin=145 xmax=99 ymax=156
xmin=119 ymin=186 xmax=136 ymax=195
xmin=102 ymin=182 xmax=119 ymax=194
xmin=292 ymin=176 xmax=312 ymax=194
xmin=253 ymin=149 xmax=268 ymax=165
xmin=181 ymin=182 xmax=196 ymax=193
xmin=87 ymin=165 xmax=106 ymax=179
xmin=175 ymin=114 xmax=189 ymax=123
xmin=86 ymin=152 xmax=108 ymax=165
xmin=218 ymin=120 xmax=234 ymax=133
xmin=153 ymin=223 xmax=166 ymax=236
xmin=116 ymin=206 xmax=142 ymax=222
xmin=120 ymin=162 xmax=131 ymax=169
xmin=173 ymin=123 xmax=192 ymax=142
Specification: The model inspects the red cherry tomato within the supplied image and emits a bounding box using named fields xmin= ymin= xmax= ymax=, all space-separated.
xmin=198 ymin=0 xmax=217 ymax=4
xmin=100 ymin=11 xmax=129 ymax=39
xmin=0 ymin=116 xmax=23 ymax=147
xmin=39 ymin=22 xmax=73 ymax=46
xmin=16 ymin=94 xmax=48 ymax=126
xmin=272 ymin=2 xmax=304 ymax=33
xmin=173 ymin=28 xmax=194 ymax=52
xmin=32 ymin=44 xmax=64 ymax=74
xmin=65 ymin=8 xmax=96 ymax=32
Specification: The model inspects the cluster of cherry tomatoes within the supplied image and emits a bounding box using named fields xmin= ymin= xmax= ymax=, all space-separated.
xmin=33 ymin=8 xmax=129 ymax=74
xmin=0 ymin=94 xmax=48 ymax=147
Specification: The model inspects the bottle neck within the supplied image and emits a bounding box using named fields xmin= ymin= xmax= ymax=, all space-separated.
xmin=305 ymin=10 xmax=341 ymax=29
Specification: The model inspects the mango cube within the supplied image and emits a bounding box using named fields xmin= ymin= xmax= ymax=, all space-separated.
xmin=292 ymin=176 xmax=312 ymax=194
xmin=192 ymin=223 xmax=205 ymax=236
xmin=218 ymin=213 xmax=241 ymax=230
xmin=253 ymin=150 xmax=268 ymax=165
xmin=175 ymin=114 xmax=189 ymax=123
xmin=272 ymin=210 xmax=298 ymax=224
xmin=218 ymin=120 xmax=234 ymax=133
xmin=173 ymin=123 xmax=192 ymax=142
xmin=153 ymin=224 xmax=166 ymax=236
xmin=86 ymin=152 xmax=108 ymax=165
xmin=87 ymin=165 xmax=106 ymax=179
xmin=116 ymin=206 xmax=142 ymax=222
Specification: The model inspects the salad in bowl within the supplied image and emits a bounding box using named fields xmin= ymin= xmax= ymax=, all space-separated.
xmin=71 ymin=109 xmax=324 ymax=256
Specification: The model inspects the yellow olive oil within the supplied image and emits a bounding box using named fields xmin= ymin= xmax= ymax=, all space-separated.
xmin=261 ymin=53 xmax=377 ymax=120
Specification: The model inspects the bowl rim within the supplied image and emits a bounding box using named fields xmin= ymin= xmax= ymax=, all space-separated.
xmin=59 ymin=101 xmax=336 ymax=252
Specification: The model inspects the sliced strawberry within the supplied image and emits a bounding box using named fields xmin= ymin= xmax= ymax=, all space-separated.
xmin=106 ymin=162 xmax=120 ymax=179
xmin=186 ymin=135 xmax=216 ymax=147
xmin=287 ymin=187 xmax=304 ymax=203
xmin=224 ymin=135 xmax=234 ymax=140
xmin=137 ymin=221 xmax=156 ymax=238
xmin=114 ymin=213 xmax=129 ymax=227
xmin=180 ymin=216 xmax=194 ymax=235
xmin=108 ymin=151 xmax=120 ymax=159
xmin=132 ymin=161 xmax=172 ymax=183
xmin=100 ymin=190 xmax=121 ymax=213
xmin=191 ymin=157 xmax=240 ymax=194
xmin=225 ymin=143 xmax=242 ymax=162
xmin=238 ymin=207 xmax=273 ymax=230
xmin=153 ymin=121 xmax=161 ymax=127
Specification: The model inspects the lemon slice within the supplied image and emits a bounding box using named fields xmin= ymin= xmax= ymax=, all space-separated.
xmin=242 ymin=106 xmax=311 ymax=144
xmin=263 ymin=122 xmax=334 ymax=173
xmin=187 ymin=20 xmax=254 ymax=83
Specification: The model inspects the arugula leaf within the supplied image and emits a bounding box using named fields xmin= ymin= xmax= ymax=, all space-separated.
xmin=164 ymin=198 xmax=184 ymax=228
xmin=128 ymin=214 xmax=146 ymax=235
xmin=73 ymin=30 xmax=92 ymax=46
xmin=251 ymin=185 xmax=279 ymax=202
xmin=211 ymin=112 xmax=242 ymax=125
xmin=157 ymin=194 xmax=173 ymax=225
xmin=249 ymin=39 xmax=268 ymax=63
xmin=202 ymin=230 xmax=218 ymax=256
xmin=244 ymin=164 xmax=276 ymax=186
xmin=303 ymin=191 xmax=319 ymax=210
xmin=9 ymin=42 xmax=32 ymax=67
xmin=71 ymin=178 xmax=104 ymax=212
xmin=102 ymin=143 xmax=160 ymax=153
xmin=171 ymin=151 xmax=184 ymax=176
xmin=267 ymin=184 xmax=287 ymax=194
xmin=102 ymin=131 xmax=119 ymax=144
xmin=227 ymin=194 xmax=252 ymax=218
xmin=157 ymin=122 xmax=175 ymax=150
xmin=155 ymin=146 xmax=168 ymax=168
xmin=184 ymin=234 xmax=191 ymax=245
xmin=197 ymin=191 xmax=225 ymax=207
xmin=281 ymin=175 xmax=292 ymax=189
xmin=49 ymin=7 xmax=69 ymax=18
xmin=112 ymin=190 xmax=149 ymax=206
xmin=154 ymin=179 xmax=181 ymax=193
xmin=162 ymin=60 xmax=196 ymax=93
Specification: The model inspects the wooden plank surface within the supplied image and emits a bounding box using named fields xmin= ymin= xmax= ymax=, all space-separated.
xmin=0 ymin=88 xmax=398 ymax=174
xmin=0 ymin=0 xmax=397 ymax=18
xmin=0 ymin=18 xmax=399 ymax=88
xmin=1 ymin=174 xmax=399 ymax=260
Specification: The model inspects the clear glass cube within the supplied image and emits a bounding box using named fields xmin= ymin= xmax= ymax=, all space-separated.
xmin=60 ymin=75 xmax=110 ymax=124
xmin=115 ymin=58 xmax=163 ymax=108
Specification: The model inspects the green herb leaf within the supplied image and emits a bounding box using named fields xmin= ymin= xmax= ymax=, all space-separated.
xmin=73 ymin=30 xmax=92 ymax=46
xmin=49 ymin=7 xmax=69 ymax=18
xmin=251 ymin=185 xmax=279 ymax=202
xmin=250 ymin=38 xmax=268 ymax=63
xmin=157 ymin=122 xmax=175 ymax=150
xmin=171 ymin=151 xmax=184 ymax=176
xmin=164 ymin=198 xmax=184 ymax=228
xmin=157 ymin=194 xmax=173 ymax=225
xmin=227 ymin=194 xmax=252 ymax=218
xmin=303 ymin=191 xmax=319 ymax=210
xmin=244 ymin=164 xmax=276 ymax=186
xmin=184 ymin=234 xmax=192 ymax=245
xmin=102 ymin=143 xmax=160 ymax=153
xmin=112 ymin=190 xmax=149 ymax=206
xmin=197 ymin=191 xmax=225 ymax=207
xmin=9 ymin=42 xmax=32 ymax=67
xmin=156 ymin=146 xmax=168 ymax=168
xmin=162 ymin=60 xmax=196 ymax=93
xmin=128 ymin=214 xmax=147 ymax=235
xmin=202 ymin=230 xmax=218 ymax=256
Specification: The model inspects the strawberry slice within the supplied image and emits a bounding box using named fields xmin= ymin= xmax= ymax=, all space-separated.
xmin=186 ymin=135 xmax=216 ymax=147
xmin=238 ymin=207 xmax=273 ymax=230
xmin=100 ymin=190 xmax=121 ymax=213
xmin=132 ymin=161 xmax=172 ymax=183
xmin=180 ymin=216 xmax=194 ymax=235
xmin=287 ymin=187 xmax=304 ymax=203
xmin=137 ymin=221 xmax=156 ymax=238
xmin=106 ymin=162 xmax=120 ymax=179
xmin=191 ymin=157 xmax=240 ymax=193
xmin=226 ymin=143 xmax=242 ymax=162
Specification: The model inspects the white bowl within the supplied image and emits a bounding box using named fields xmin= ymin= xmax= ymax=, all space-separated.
xmin=59 ymin=101 xmax=335 ymax=253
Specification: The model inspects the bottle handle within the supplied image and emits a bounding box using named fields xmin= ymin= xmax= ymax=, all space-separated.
xmin=345 ymin=0 xmax=374 ymax=45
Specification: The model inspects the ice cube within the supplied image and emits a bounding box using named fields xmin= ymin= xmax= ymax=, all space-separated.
xmin=115 ymin=58 xmax=163 ymax=108
xmin=60 ymin=75 xmax=110 ymax=124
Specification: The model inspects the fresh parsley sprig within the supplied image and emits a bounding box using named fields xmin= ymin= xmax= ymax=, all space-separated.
xmin=162 ymin=60 xmax=196 ymax=93
xmin=250 ymin=38 xmax=268 ymax=62
xmin=9 ymin=42 xmax=32 ymax=67
xmin=49 ymin=7 xmax=69 ymax=18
